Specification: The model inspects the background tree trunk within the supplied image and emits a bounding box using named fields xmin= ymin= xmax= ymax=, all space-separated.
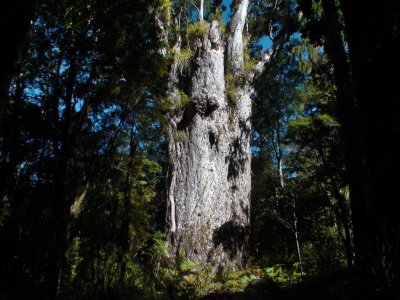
xmin=338 ymin=0 xmax=400 ymax=288
xmin=0 ymin=0 xmax=35 ymax=121
xmin=166 ymin=1 xmax=251 ymax=271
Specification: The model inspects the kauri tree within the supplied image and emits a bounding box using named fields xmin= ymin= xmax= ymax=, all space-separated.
xmin=157 ymin=0 xmax=297 ymax=270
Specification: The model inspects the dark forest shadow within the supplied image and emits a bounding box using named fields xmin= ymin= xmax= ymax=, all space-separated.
xmin=212 ymin=221 xmax=248 ymax=259
xmin=201 ymin=268 xmax=389 ymax=300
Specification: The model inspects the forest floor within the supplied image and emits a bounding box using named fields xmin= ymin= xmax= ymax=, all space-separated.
xmin=201 ymin=268 xmax=389 ymax=300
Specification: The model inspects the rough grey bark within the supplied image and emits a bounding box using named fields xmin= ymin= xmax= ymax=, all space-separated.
xmin=165 ymin=0 xmax=252 ymax=270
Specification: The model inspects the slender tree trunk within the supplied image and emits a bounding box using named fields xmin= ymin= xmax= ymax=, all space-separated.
xmin=325 ymin=186 xmax=354 ymax=267
xmin=166 ymin=1 xmax=251 ymax=271
xmin=292 ymin=201 xmax=303 ymax=274
xmin=331 ymin=185 xmax=353 ymax=266
xmin=199 ymin=0 xmax=204 ymax=23
xmin=278 ymin=158 xmax=284 ymax=189
xmin=271 ymin=118 xmax=304 ymax=272
xmin=314 ymin=143 xmax=354 ymax=266
xmin=0 ymin=0 xmax=35 ymax=121
xmin=48 ymin=51 xmax=78 ymax=297
xmin=320 ymin=0 xmax=364 ymax=271
xmin=119 ymin=129 xmax=137 ymax=285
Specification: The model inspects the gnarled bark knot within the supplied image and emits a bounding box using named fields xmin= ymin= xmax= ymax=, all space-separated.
xmin=191 ymin=94 xmax=220 ymax=116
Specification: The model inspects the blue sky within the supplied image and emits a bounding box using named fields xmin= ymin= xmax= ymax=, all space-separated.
xmin=221 ymin=0 xmax=233 ymax=22
xmin=221 ymin=0 xmax=272 ymax=51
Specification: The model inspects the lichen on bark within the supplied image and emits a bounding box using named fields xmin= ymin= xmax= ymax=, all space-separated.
xmin=164 ymin=0 xmax=252 ymax=272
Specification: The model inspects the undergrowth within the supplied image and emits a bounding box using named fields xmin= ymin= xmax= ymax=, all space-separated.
xmin=146 ymin=234 xmax=305 ymax=299
xmin=62 ymin=233 xmax=306 ymax=299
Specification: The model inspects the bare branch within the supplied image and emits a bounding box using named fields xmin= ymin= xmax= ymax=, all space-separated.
xmin=226 ymin=0 xmax=250 ymax=75
xmin=199 ymin=0 xmax=204 ymax=23
xmin=251 ymin=31 xmax=289 ymax=82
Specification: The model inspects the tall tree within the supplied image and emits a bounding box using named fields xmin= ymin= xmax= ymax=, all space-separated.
xmin=338 ymin=0 xmax=400 ymax=289
xmin=158 ymin=0 xmax=296 ymax=270
xmin=298 ymin=0 xmax=400 ymax=290
xmin=0 ymin=0 xmax=35 ymax=121
xmin=162 ymin=0 xmax=252 ymax=271
xmin=0 ymin=0 xmax=164 ymax=297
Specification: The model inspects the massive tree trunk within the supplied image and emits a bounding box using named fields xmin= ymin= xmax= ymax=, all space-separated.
xmin=166 ymin=1 xmax=252 ymax=270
